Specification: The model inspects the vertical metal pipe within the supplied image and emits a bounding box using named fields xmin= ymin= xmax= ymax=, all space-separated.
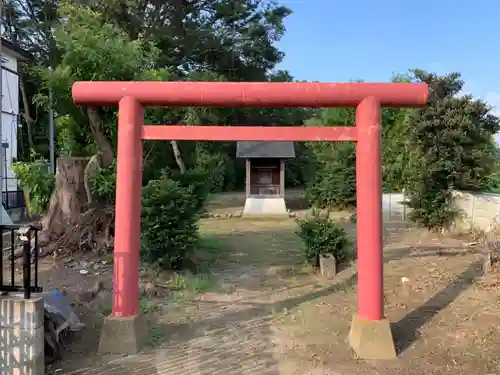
xmin=22 ymin=232 xmax=30 ymax=299
xmin=34 ymin=228 xmax=38 ymax=288
xmin=10 ymin=228 xmax=14 ymax=286
xmin=0 ymin=226 xmax=4 ymax=288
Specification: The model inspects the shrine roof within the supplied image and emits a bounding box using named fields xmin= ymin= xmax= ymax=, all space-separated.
xmin=236 ymin=141 xmax=295 ymax=158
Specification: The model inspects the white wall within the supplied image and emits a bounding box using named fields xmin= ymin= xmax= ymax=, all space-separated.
xmin=382 ymin=192 xmax=408 ymax=221
xmin=1 ymin=51 xmax=20 ymax=192
xmin=452 ymin=191 xmax=500 ymax=232
xmin=382 ymin=191 xmax=500 ymax=232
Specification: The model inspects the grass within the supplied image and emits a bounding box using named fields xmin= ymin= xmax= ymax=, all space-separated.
xmin=193 ymin=235 xmax=231 ymax=266
xmin=170 ymin=272 xmax=215 ymax=295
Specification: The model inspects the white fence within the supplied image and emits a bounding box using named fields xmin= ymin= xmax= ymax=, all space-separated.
xmin=382 ymin=191 xmax=500 ymax=232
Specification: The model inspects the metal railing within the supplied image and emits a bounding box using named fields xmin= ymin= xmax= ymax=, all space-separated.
xmin=0 ymin=224 xmax=43 ymax=298
xmin=2 ymin=189 xmax=25 ymax=209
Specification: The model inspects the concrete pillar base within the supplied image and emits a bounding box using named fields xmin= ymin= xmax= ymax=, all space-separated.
xmin=98 ymin=313 xmax=148 ymax=354
xmin=348 ymin=314 xmax=397 ymax=359
xmin=0 ymin=295 xmax=45 ymax=375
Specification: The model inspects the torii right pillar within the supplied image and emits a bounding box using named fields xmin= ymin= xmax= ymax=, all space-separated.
xmin=348 ymin=96 xmax=397 ymax=359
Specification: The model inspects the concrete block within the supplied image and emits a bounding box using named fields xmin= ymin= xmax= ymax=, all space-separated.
xmin=98 ymin=313 xmax=148 ymax=354
xmin=0 ymin=325 xmax=45 ymax=375
xmin=0 ymin=296 xmax=44 ymax=330
xmin=319 ymin=253 xmax=336 ymax=278
xmin=243 ymin=197 xmax=288 ymax=216
xmin=348 ymin=314 xmax=396 ymax=359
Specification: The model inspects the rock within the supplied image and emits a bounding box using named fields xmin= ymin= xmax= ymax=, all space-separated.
xmin=79 ymin=269 xmax=89 ymax=275
xmin=140 ymin=281 xmax=160 ymax=297
xmin=401 ymin=276 xmax=412 ymax=297
xmin=76 ymin=281 xmax=102 ymax=302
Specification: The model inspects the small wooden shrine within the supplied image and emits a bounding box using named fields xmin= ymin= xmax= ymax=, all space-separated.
xmin=236 ymin=141 xmax=295 ymax=216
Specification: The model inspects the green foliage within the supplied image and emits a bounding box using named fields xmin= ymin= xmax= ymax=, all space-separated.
xmin=285 ymin=142 xmax=315 ymax=187
xmin=10 ymin=0 xmax=308 ymax=206
xmin=485 ymin=155 xmax=500 ymax=193
xmin=304 ymin=108 xmax=356 ymax=209
xmin=90 ymin=160 xmax=117 ymax=204
xmin=405 ymin=182 xmax=457 ymax=229
xmin=33 ymin=3 xmax=167 ymax=161
xmin=12 ymin=157 xmax=54 ymax=215
xmin=405 ymin=70 xmax=500 ymax=230
xmin=193 ymin=144 xmax=234 ymax=193
xmin=296 ymin=214 xmax=351 ymax=267
xmin=140 ymin=172 xmax=203 ymax=270
xmin=305 ymin=143 xmax=356 ymax=209
xmin=381 ymin=107 xmax=415 ymax=192
xmin=13 ymin=0 xmax=500 ymax=244
xmin=56 ymin=115 xmax=89 ymax=157
xmin=169 ymin=167 xmax=211 ymax=213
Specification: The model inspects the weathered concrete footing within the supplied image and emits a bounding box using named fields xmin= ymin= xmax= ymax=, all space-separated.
xmin=98 ymin=313 xmax=148 ymax=354
xmin=0 ymin=295 xmax=45 ymax=375
xmin=348 ymin=314 xmax=397 ymax=359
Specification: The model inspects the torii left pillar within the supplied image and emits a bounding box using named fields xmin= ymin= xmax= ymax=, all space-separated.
xmin=97 ymin=96 xmax=148 ymax=354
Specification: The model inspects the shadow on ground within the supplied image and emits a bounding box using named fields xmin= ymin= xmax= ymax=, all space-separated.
xmin=392 ymin=260 xmax=481 ymax=353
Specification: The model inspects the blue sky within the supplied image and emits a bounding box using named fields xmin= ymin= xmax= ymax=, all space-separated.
xmin=276 ymin=0 xmax=500 ymax=121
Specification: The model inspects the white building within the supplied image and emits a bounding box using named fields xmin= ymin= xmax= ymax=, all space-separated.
xmin=1 ymin=38 xmax=32 ymax=194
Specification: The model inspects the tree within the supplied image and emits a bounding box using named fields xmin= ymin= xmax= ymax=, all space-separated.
xmin=74 ymin=0 xmax=291 ymax=80
xmin=380 ymin=73 xmax=416 ymax=192
xmin=303 ymin=74 xmax=416 ymax=208
xmin=304 ymin=108 xmax=357 ymax=209
xmin=405 ymin=70 xmax=500 ymax=229
xmin=35 ymin=4 xmax=171 ymax=238
xmin=7 ymin=0 xmax=308 ymax=256
xmin=3 ymin=0 xmax=60 ymax=158
xmin=5 ymin=0 xmax=301 ymax=172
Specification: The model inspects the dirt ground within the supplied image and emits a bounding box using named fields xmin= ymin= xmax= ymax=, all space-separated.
xmin=37 ymin=191 xmax=500 ymax=375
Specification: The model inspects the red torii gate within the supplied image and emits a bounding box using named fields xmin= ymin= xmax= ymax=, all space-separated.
xmin=72 ymin=81 xmax=428 ymax=359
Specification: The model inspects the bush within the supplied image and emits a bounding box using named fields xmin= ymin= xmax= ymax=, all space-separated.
xmin=12 ymin=158 xmax=55 ymax=215
xmin=140 ymin=172 xmax=202 ymax=269
xmin=296 ymin=214 xmax=351 ymax=267
xmin=170 ymin=167 xmax=211 ymax=213
xmin=405 ymin=181 xmax=457 ymax=230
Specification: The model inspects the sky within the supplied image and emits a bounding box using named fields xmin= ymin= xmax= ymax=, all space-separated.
xmin=276 ymin=0 xmax=500 ymax=142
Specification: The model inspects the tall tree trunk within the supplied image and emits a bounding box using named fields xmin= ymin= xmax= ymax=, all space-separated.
xmin=86 ymin=108 xmax=114 ymax=167
xmin=170 ymin=140 xmax=186 ymax=174
xmin=41 ymin=157 xmax=89 ymax=236
xmin=19 ymin=72 xmax=35 ymax=151
xmin=41 ymin=109 xmax=113 ymax=240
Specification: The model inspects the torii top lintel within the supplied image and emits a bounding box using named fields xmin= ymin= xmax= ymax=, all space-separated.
xmin=71 ymin=81 xmax=429 ymax=108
